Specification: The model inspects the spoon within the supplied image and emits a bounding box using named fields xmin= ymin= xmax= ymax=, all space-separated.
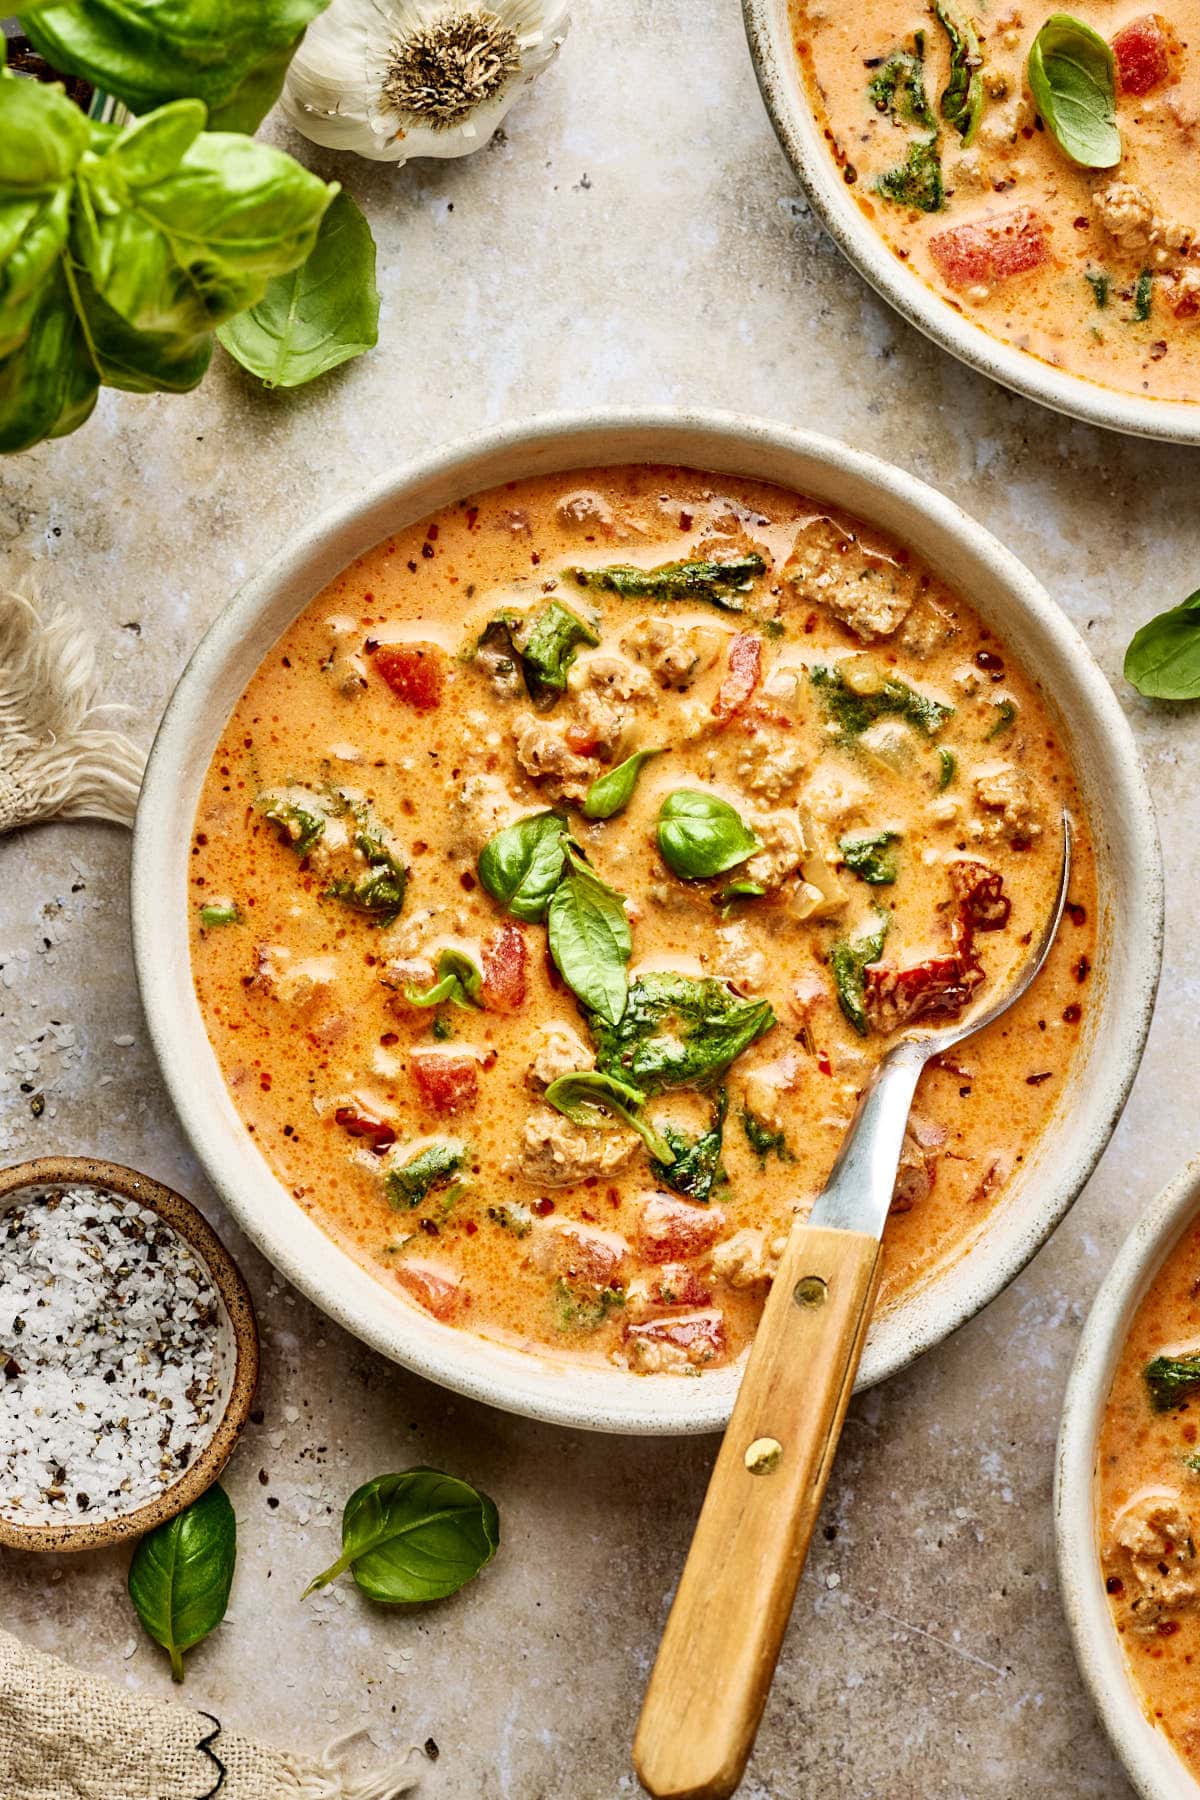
xmin=634 ymin=814 xmax=1073 ymax=1800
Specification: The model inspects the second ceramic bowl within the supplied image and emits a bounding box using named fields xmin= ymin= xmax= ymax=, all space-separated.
xmin=132 ymin=409 xmax=1162 ymax=1434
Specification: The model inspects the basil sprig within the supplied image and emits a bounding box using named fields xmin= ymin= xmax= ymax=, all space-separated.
xmin=658 ymin=790 xmax=760 ymax=880
xmin=582 ymin=747 xmax=661 ymax=820
xmin=1124 ymin=589 xmax=1200 ymax=699
xmin=404 ymin=948 xmax=483 ymax=1009
xmin=544 ymin=1070 xmax=676 ymax=1164
xmin=128 ymin=1485 xmax=236 ymax=1683
xmin=546 ymin=861 xmax=631 ymax=1027
xmin=304 ymin=1467 xmax=499 ymax=1604
xmin=217 ymin=191 xmax=379 ymax=388
xmin=478 ymin=811 xmax=568 ymax=921
xmin=1027 ymin=13 xmax=1121 ymax=168
xmin=20 ymin=0 xmax=329 ymax=132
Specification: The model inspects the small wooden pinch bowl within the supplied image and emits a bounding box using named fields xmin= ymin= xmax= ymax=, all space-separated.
xmin=0 ymin=1155 xmax=259 ymax=1554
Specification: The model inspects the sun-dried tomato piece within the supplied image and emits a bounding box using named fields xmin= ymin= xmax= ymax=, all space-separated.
xmin=637 ymin=1193 xmax=725 ymax=1264
xmin=481 ymin=922 xmax=528 ymax=1012
xmin=949 ymin=860 xmax=1012 ymax=932
xmin=1113 ymin=13 xmax=1174 ymax=93
xmin=712 ymin=632 xmax=764 ymax=724
xmin=333 ymin=1106 xmax=396 ymax=1152
xmin=929 ymin=208 xmax=1049 ymax=291
xmin=373 ymin=643 xmax=445 ymax=710
xmin=864 ymin=954 xmax=985 ymax=1034
xmin=394 ymin=1260 xmax=464 ymax=1320
xmin=411 ymin=1053 xmax=478 ymax=1114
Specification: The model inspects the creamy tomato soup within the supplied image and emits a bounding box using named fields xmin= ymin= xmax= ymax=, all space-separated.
xmin=189 ymin=466 xmax=1096 ymax=1376
xmin=1099 ymin=1222 xmax=1200 ymax=1778
xmin=791 ymin=0 xmax=1200 ymax=401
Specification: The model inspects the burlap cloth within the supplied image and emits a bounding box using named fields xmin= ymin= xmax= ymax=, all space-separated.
xmin=0 ymin=1629 xmax=420 ymax=1800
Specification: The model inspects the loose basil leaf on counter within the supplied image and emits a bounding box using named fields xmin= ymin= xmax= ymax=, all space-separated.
xmin=546 ymin=867 xmax=631 ymax=1026
xmin=217 ymin=191 xmax=379 ymax=389
xmin=1124 ymin=589 xmax=1200 ymax=699
xmin=582 ymin=747 xmax=661 ymax=820
xmin=545 ymin=1070 xmax=676 ymax=1165
xmin=128 ymin=1484 xmax=236 ymax=1683
xmin=404 ymin=948 xmax=483 ymax=1010
xmin=566 ymin=555 xmax=767 ymax=612
xmin=592 ymin=972 xmax=776 ymax=1095
xmin=520 ymin=601 xmax=599 ymax=708
xmin=21 ymin=0 xmax=331 ymax=131
xmin=830 ymin=911 xmax=891 ymax=1037
xmin=868 ymin=36 xmax=936 ymax=129
xmin=840 ymin=830 xmax=900 ymax=886
xmin=658 ymin=790 xmax=760 ymax=880
xmin=1027 ymin=13 xmax=1120 ymax=169
xmin=478 ymin=811 xmax=568 ymax=921
xmin=385 ymin=1139 xmax=467 ymax=1208
xmin=303 ymin=1467 xmax=499 ymax=1604
xmin=876 ymin=135 xmax=945 ymax=213
xmin=935 ymin=0 xmax=986 ymax=142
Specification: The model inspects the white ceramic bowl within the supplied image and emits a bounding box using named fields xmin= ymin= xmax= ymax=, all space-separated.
xmin=743 ymin=0 xmax=1200 ymax=444
xmin=132 ymin=410 xmax=1163 ymax=1434
xmin=1057 ymin=1158 xmax=1200 ymax=1798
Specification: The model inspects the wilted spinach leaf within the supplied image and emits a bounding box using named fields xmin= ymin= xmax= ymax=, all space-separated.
xmin=1145 ymin=1352 xmax=1200 ymax=1413
xmin=385 ymin=1140 xmax=468 ymax=1208
xmin=544 ymin=1069 xmax=675 ymax=1164
xmin=934 ymin=1 xmax=985 ymax=142
xmin=519 ymin=601 xmax=599 ymax=708
xmin=741 ymin=1106 xmax=792 ymax=1165
xmin=303 ymin=1467 xmax=498 ymax=1604
xmin=566 ymin=555 xmax=767 ymax=612
xmin=592 ymin=972 xmax=775 ymax=1095
xmin=868 ymin=34 xmax=936 ymax=128
xmin=811 ymin=664 xmax=952 ymax=737
xmin=404 ymin=948 xmax=483 ymax=1010
xmin=840 ymin=829 xmax=900 ymax=885
xmin=830 ymin=911 xmax=890 ymax=1036
xmin=651 ymin=1088 xmax=728 ymax=1201
xmin=876 ymin=135 xmax=945 ymax=213
xmin=128 ymin=1485 xmax=236 ymax=1683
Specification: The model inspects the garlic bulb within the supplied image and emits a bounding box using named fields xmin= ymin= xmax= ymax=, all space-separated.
xmin=281 ymin=0 xmax=570 ymax=164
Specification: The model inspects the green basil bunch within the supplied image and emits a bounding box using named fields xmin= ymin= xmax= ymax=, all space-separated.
xmin=0 ymin=70 xmax=337 ymax=450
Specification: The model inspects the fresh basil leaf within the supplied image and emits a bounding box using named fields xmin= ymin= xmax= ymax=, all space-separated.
xmin=478 ymin=811 xmax=567 ymax=921
xmin=547 ymin=870 xmax=631 ymax=1026
xmin=830 ymin=911 xmax=890 ymax=1036
xmin=840 ymin=830 xmax=900 ymax=885
xmin=0 ymin=70 xmax=87 ymax=357
xmin=519 ymin=601 xmax=599 ymax=709
xmin=404 ymin=948 xmax=483 ymax=1010
xmin=0 ymin=259 xmax=99 ymax=452
xmin=566 ymin=555 xmax=767 ymax=612
xmin=934 ymin=1 xmax=985 ymax=143
xmin=582 ymin=747 xmax=661 ymax=820
xmin=651 ymin=1087 xmax=728 ymax=1201
xmin=1027 ymin=13 xmax=1120 ymax=169
xmin=868 ymin=33 xmax=936 ymax=129
xmin=545 ymin=1069 xmax=675 ymax=1165
xmin=304 ymin=1467 xmax=498 ymax=1604
xmin=217 ymin=191 xmax=378 ymax=389
xmin=658 ymin=790 xmax=760 ymax=880
xmin=811 ymin=664 xmax=953 ymax=737
xmin=1130 ymin=268 xmax=1154 ymax=323
xmin=385 ymin=1140 xmax=467 ymax=1208
xmin=1124 ymin=589 xmax=1200 ymax=699
xmin=21 ymin=0 xmax=330 ymax=131
xmin=876 ymin=134 xmax=945 ymax=212
xmin=128 ymin=1485 xmax=236 ymax=1683
xmin=592 ymin=972 xmax=776 ymax=1095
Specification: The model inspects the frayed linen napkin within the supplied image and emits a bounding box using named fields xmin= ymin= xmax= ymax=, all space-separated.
xmin=0 ymin=1630 xmax=420 ymax=1800
xmin=0 ymin=563 xmax=144 ymax=834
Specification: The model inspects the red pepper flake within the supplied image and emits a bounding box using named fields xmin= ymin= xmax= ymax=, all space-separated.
xmin=679 ymin=510 xmax=693 ymax=530
xmin=465 ymin=1219 xmax=477 ymax=1235
xmin=466 ymin=506 xmax=479 ymax=529
xmin=804 ymin=612 xmax=818 ymax=634
xmin=1074 ymin=955 xmax=1091 ymax=984
xmin=1158 ymin=1619 xmax=1181 ymax=1637
xmin=426 ymin=523 xmax=439 ymax=541
xmin=1062 ymin=1003 xmax=1081 ymax=1025
xmin=1106 ymin=1575 xmax=1124 ymax=1596
xmin=533 ymin=1197 xmax=556 ymax=1216
xmin=421 ymin=541 xmax=435 ymax=559
xmin=1066 ymin=902 xmax=1087 ymax=927
xmin=817 ymin=1052 xmax=833 ymax=1077
xmin=460 ymin=871 xmax=477 ymax=891
xmin=1073 ymin=215 xmax=1089 ymax=230
xmin=975 ymin=648 xmax=1005 ymax=681
xmin=380 ymin=1031 xmax=399 ymax=1046
xmin=260 ymin=1073 xmax=272 ymax=1091
xmin=1026 ymin=1070 xmax=1054 ymax=1086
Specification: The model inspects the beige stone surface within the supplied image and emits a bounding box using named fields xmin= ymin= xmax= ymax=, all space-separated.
xmin=2 ymin=2 xmax=1199 ymax=1794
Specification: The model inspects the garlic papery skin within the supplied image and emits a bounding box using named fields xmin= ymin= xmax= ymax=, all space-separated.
xmin=281 ymin=0 xmax=570 ymax=164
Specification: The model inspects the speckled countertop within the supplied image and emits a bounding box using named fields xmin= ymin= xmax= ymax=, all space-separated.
xmin=2 ymin=3 xmax=1199 ymax=1795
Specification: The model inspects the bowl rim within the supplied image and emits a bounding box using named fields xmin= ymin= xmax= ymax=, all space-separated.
xmin=0 ymin=1156 xmax=259 ymax=1553
xmin=1056 ymin=1156 xmax=1200 ymax=1799
xmin=131 ymin=406 xmax=1163 ymax=1435
xmin=741 ymin=0 xmax=1200 ymax=445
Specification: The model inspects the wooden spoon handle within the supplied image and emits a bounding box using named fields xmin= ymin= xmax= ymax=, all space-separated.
xmin=633 ymin=1221 xmax=882 ymax=1800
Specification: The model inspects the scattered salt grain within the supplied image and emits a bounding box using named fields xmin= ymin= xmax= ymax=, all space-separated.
xmin=0 ymin=1185 xmax=224 ymax=1524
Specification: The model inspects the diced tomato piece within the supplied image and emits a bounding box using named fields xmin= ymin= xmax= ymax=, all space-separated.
xmin=637 ymin=1194 xmax=725 ymax=1264
xmin=481 ymin=922 xmax=528 ymax=1013
xmin=712 ymin=632 xmax=763 ymax=724
xmin=949 ymin=860 xmax=1012 ymax=932
xmin=864 ymin=954 xmax=985 ymax=1034
xmin=394 ymin=1260 xmax=463 ymax=1321
xmin=929 ymin=207 xmax=1049 ymax=291
xmin=552 ymin=1223 xmax=629 ymax=1287
xmin=643 ymin=1265 xmax=713 ymax=1309
xmin=565 ymin=724 xmax=603 ymax=754
xmin=334 ymin=1105 xmax=396 ymax=1153
xmin=410 ymin=1052 xmax=478 ymax=1113
xmin=1113 ymin=14 xmax=1174 ymax=94
xmin=625 ymin=1309 xmax=727 ymax=1369
xmin=373 ymin=642 xmax=445 ymax=710
xmin=1171 ymin=280 xmax=1200 ymax=320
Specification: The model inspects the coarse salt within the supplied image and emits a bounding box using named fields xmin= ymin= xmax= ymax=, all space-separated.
xmin=0 ymin=1185 xmax=225 ymax=1524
